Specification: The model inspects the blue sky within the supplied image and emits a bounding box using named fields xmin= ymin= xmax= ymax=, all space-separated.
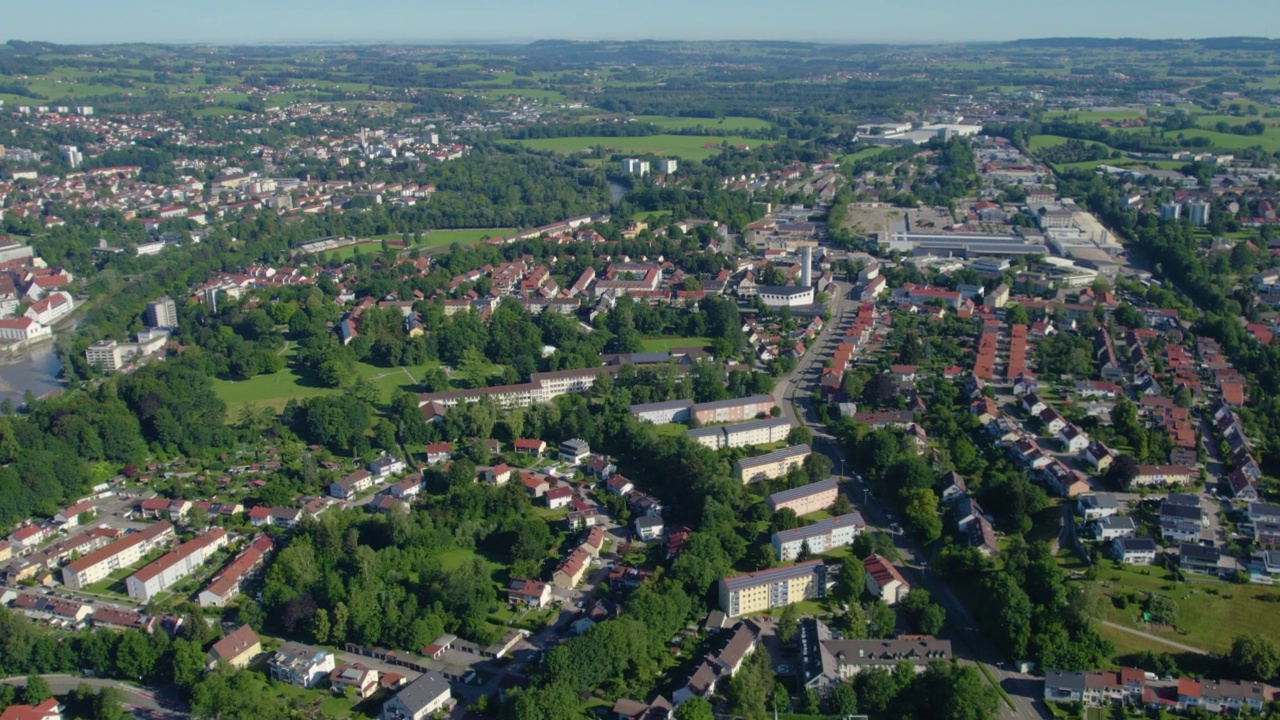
xmin=4 ymin=0 xmax=1278 ymax=44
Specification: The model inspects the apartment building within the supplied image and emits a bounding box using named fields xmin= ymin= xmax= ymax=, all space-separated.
xmin=126 ymin=528 xmax=229 ymax=602
xmin=686 ymin=417 xmax=792 ymax=450
xmin=61 ymin=522 xmax=175 ymax=590
xmin=765 ymin=479 xmax=839 ymax=516
xmin=734 ymin=444 xmax=811 ymax=484
xmin=772 ymin=513 xmax=864 ymax=561
xmin=198 ymin=535 xmax=274 ymax=608
xmin=719 ymin=560 xmax=827 ymax=618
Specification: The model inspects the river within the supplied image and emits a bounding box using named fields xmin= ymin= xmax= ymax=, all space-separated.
xmin=0 ymin=342 xmax=64 ymax=406
xmin=608 ymin=180 xmax=627 ymax=203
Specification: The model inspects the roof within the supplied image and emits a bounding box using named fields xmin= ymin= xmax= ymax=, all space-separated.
xmin=64 ymin=521 xmax=173 ymax=574
xmin=735 ymin=444 xmax=811 ymax=470
xmin=774 ymin=513 xmax=865 ymax=545
xmin=721 ymin=559 xmax=824 ymax=592
xmin=863 ymin=554 xmax=907 ymax=590
xmin=825 ymin=637 xmax=952 ymax=665
xmin=1114 ymin=537 xmax=1158 ymax=553
xmin=1179 ymin=543 xmax=1220 ymax=562
xmin=388 ymin=671 xmax=451 ymax=713
xmin=210 ymin=625 xmax=260 ymax=662
xmin=766 ymin=478 xmax=837 ymax=507
xmin=0 ymin=699 xmax=61 ymax=720
xmin=132 ymin=528 xmax=226 ymax=583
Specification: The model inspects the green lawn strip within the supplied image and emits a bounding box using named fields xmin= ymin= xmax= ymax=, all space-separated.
xmin=510 ymin=134 xmax=768 ymax=162
xmin=638 ymin=336 xmax=712 ymax=352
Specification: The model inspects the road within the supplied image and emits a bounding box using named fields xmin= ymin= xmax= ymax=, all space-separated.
xmin=774 ymin=280 xmax=1050 ymax=720
xmin=1 ymin=675 xmax=187 ymax=719
xmin=1099 ymin=621 xmax=1209 ymax=656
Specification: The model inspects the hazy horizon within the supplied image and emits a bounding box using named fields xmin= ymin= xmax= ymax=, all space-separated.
xmin=4 ymin=0 xmax=1279 ymax=46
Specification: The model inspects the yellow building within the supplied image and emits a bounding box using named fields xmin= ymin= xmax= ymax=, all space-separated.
xmin=719 ymin=560 xmax=827 ymax=618
xmin=733 ymin=444 xmax=811 ymax=484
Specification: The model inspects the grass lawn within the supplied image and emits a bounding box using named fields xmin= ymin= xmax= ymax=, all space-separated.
xmin=842 ymin=146 xmax=893 ymax=165
xmin=417 ymin=228 xmax=516 ymax=247
xmin=1174 ymin=128 xmax=1280 ymax=153
xmin=212 ymin=359 xmax=438 ymax=419
xmin=435 ymin=547 xmax=483 ymax=572
xmin=631 ymin=210 xmax=672 ymax=223
xmin=631 ymin=115 xmax=772 ymax=132
xmin=1085 ymin=561 xmax=1280 ymax=654
xmin=1028 ymin=135 xmax=1073 ymax=151
xmin=639 ymin=336 xmax=712 ymax=352
xmin=511 ymin=134 xmax=767 ymax=162
xmin=1044 ymin=109 xmax=1146 ymax=122
xmin=654 ymin=423 xmax=689 ymax=438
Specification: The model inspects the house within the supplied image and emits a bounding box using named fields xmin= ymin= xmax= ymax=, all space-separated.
xmin=329 ymin=663 xmax=380 ymax=699
xmin=0 ymin=699 xmax=62 ymax=720
xmin=507 ymin=578 xmax=552 ymax=609
xmin=636 ymin=515 xmax=664 ymax=542
xmin=767 ymin=479 xmax=839 ymax=515
xmin=1161 ymin=496 xmax=1205 ymax=543
xmin=1039 ymin=408 xmax=1068 ymax=435
xmin=483 ymin=463 xmax=512 ymax=485
xmin=207 ymin=625 xmax=261 ymax=669
xmin=1111 ymin=537 xmax=1158 ymax=565
xmin=606 ymin=475 xmax=635 ymax=496
xmin=369 ymin=456 xmax=405 ymax=479
xmin=512 ymin=438 xmax=547 ymax=457
xmin=1133 ymin=465 xmax=1195 ymax=488
xmin=54 ymin=500 xmax=96 ymax=526
xmin=1083 ymin=441 xmax=1116 ymax=471
xmin=815 ymin=633 xmax=952 ymax=681
xmin=330 ymin=470 xmax=373 ymax=499
xmin=1178 ymin=543 xmax=1223 ymax=575
xmin=863 ymin=554 xmax=910 ymax=605
xmin=1059 ymin=425 xmax=1089 ymax=453
xmin=1077 ymin=493 xmax=1119 ymax=521
xmin=733 ymin=444 xmax=812 ymax=484
xmin=389 ymin=474 xmax=425 ymax=500
xmin=1023 ymin=392 xmax=1047 ymax=416
xmin=673 ymin=661 xmax=719 ymax=706
xmin=553 ymin=548 xmax=590 ymax=588
xmin=544 ymin=485 xmax=573 ymax=509
xmin=1044 ymin=670 xmax=1088 ymax=703
xmin=423 ymin=442 xmax=452 ymax=465
xmin=582 ymin=526 xmax=607 ymax=557
xmin=583 ymin=455 xmax=617 ymax=480
xmin=269 ymin=643 xmax=336 ymax=688
xmin=1226 ymin=471 xmax=1261 ymax=502
xmin=1248 ymin=502 xmax=1280 ymax=526
xmin=380 ymin=671 xmax=453 ymax=720
xmin=1093 ymin=515 xmax=1137 ymax=541
xmin=521 ymin=473 xmax=551 ymax=498
xmin=558 ymin=438 xmax=591 ymax=463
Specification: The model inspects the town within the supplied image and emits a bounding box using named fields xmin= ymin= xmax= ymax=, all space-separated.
xmin=2 ymin=34 xmax=1280 ymax=720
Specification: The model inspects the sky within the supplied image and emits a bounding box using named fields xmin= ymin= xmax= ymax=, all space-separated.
xmin=4 ymin=0 xmax=1279 ymax=45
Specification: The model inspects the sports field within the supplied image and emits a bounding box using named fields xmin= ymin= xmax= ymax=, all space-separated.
xmin=639 ymin=336 xmax=712 ymax=352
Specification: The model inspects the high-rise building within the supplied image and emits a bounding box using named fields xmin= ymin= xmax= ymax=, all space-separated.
xmin=1187 ymin=202 xmax=1211 ymax=227
xmin=60 ymin=145 xmax=83 ymax=169
xmin=1160 ymin=203 xmax=1181 ymax=221
xmin=621 ymin=158 xmax=650 ymax=175
xmin=145 ymin=297 xmax=178 ymax=329
xmin=657 ymin=158 xmax=678 ymax=174
xmin=800 ymin=245 xmax=813 ymax=287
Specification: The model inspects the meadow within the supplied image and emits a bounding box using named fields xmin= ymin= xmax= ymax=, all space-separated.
xmin=638 ymin=336 xmax=712 ymax=352
xmin=212 ymin=352 xmax=439 ymax=418
xmin=631 ymin=115 xmax=772 ymax=132
xmin=512 ymin=134 xmax=765 ymax=161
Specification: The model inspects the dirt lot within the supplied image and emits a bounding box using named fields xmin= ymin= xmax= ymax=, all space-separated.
xmin=843 ymin=202 xmax=957 ymax=241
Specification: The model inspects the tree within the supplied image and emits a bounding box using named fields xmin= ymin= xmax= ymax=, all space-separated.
xmin=863 ymin=374 xmax=897 ymax=408
xmin=834 ymin=557 xmax=867 ymax=603
xmin=20 ymin=675 xmax=50 ymax=706
xmin=902 ymin=488 xmax=942 ymax=543
xmin=1229 ymin=635 xmax=1279 ymax=682
xmin=827 ymin=682 xmax=859 ymax=715
xmin=901 ymin=589 xmax=946 ymax=635
xmin=674 ymin=696 xmax=714 ymax=720
xmin=867 ymin=599 xmax=897 ymax=639
xmin=1104 ymin=454 xmax=1139 ymax=491
xmin=777 ymin=603 xmax=800 ymax=644
xmin=1005 ymin=303 xmax=1030 ymax=326
xmin=787 ymin=426 xmax=813 ymax=446
xmin=172 ymin=638 xmax=208 ymax=692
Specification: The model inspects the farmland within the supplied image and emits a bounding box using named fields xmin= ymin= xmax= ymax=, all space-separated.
xmin=511 ymin=134 xmax=766 ymax=161
xmin=631 ymin=115 xmax=772 ymax=132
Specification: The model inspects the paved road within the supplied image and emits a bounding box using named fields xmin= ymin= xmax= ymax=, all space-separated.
xmin=773 ymin=280 xmax=1049 ymax=720
xmin=1099 ymin=621 xmax=1210 ymax=656
xmin=1 ymin=675 xmax=187 ymax=719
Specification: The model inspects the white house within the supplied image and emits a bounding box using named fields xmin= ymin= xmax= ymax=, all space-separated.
xmin=380 ymin=671 xmax=452 ymax=720
xmin=1111 ymin=537 xmax=1158 ymax=565
xmin=636 ymin=516 xmax=664 ymax=542
xmin=1092 ymin=515 xmax=1137 ymax=541
xmin=269 ymin=643 xmax=335 ymax=688
xmin=23 ymin=291 xmax=74 ymax=326
xmin=863 ymin=554 xmax=909 ymax=605
xmin=1059 ymin=424 xmax=1089 ymax=453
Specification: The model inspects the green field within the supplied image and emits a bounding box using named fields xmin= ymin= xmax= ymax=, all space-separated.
xmin=1175 ymin=128 xmax=1280 ymax=152
xmin=417 ymin=228 xmax=517 ymax=246
xmin=1028 ymin=135 xmax=1072 ymax=151
xmin=841 ymin=146 xmax=893 ymax=165
xmin=631 ymin=115 xmax=772 ymax=132
xmin=1087 ymin=561 xmax=1280 ymax=655
xmin=639 ymin=336 xmax=712 ymax=352
xmin=213 ymin=357 xmax=438 ymax=418
xmin=512 ymin=135 xmax=765 ymax=161
xmin=1044 ymin=109 xmax=1146 ymax=122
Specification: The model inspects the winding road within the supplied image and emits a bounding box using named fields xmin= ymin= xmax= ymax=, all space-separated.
xmin=1 ymin=675 xmax=187 ymax=719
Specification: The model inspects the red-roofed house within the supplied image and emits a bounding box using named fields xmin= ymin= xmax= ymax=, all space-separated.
xmin=863 ymin=554 xmax=910 ymax=605
xmin=506 ymin=578 xmax=552 ymax=609
xmin=512 ymin=438 xmax=546 ymax=457
xmin=0 ymin=698 xmax=62 ymax=720
xmin=552 ymin=548 xmax=590 ymax=588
